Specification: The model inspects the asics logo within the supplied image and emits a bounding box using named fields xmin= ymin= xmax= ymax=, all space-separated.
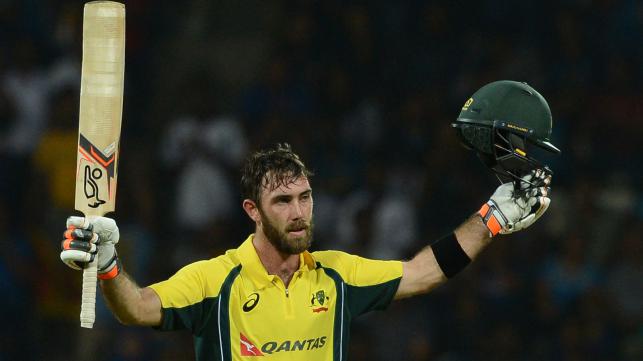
xmin=243 ymin=292 xmax=260 ymax=312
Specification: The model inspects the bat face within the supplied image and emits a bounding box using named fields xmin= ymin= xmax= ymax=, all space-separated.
xmin=75 ymin=1 xmax=125 ymax=218
xmin=76 ymin=133 xmax=118 ymax=211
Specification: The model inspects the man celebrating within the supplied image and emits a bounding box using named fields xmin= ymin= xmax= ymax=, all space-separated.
xmin=61 ymin=80 xmax=559 ymax=360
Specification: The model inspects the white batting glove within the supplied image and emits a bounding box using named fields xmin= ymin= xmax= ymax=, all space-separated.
xmin=60 ymin=216 xmax=122 ymax=280
xmin=479 ymin=169 xmax=551 ymax=236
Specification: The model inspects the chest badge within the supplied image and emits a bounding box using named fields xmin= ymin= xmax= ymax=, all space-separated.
xmin=310 ymin=290 xmax=330 ymax=313
xmin=243 ymin=293 xmax=260 ymax=312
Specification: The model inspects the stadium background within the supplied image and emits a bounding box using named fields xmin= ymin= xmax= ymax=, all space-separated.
xmin=1 ymin=0 xmax=642 ymax=360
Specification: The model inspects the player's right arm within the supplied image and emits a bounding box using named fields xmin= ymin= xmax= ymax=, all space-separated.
xmin=60 ymin=216 xmax=162 ymax=326
xmin=100 ymin=272 xmax=162 ymax=326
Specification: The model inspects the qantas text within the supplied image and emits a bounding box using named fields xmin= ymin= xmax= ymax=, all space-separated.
xmin=260 ymin=336 xmax=327 ymax=354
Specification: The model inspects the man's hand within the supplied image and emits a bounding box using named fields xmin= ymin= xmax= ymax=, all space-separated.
xmin=60 ymin=216 xmax=121 ymax=280
xmin=479 ymin=169 xmax=551 ymax=236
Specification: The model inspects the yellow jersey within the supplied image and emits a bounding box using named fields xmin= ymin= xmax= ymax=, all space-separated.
xmin=149 ymin=235 xmax=403 ymax=361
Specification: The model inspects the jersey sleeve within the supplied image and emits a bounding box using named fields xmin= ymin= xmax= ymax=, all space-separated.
xmin=148 ymin=258 xmax=231 ymax=333
xmin=313 ymin=251 xmax=403 ymax=317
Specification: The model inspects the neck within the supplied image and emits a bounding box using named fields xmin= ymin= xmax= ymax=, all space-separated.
xmin=252 ymin=232 xmax=300 ymax=287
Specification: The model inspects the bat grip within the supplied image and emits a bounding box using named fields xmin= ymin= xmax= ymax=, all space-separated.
xmin=80 ymin=257 xmax=98 ymax=328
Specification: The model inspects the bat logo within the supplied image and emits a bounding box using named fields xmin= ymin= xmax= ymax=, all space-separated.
xmin=84 ymin=165 xmax=106 ymax=208
xmin=77 ymin=134 xmax=117 ymax=209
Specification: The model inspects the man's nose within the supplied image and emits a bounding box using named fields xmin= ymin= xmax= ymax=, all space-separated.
xmin=291 ymin=200 xmax=304 ymax=219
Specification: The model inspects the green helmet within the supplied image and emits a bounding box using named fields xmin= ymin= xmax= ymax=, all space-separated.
xmin=452 ymin=80 xmax=561 ymax=182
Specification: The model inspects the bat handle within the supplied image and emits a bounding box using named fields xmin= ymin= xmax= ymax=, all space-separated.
xmin=80 ymin=257 xmax=98 ymax=328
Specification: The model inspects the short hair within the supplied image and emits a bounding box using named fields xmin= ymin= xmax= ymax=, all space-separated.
xmin=241 ymin=143 xmax=313 ymax=205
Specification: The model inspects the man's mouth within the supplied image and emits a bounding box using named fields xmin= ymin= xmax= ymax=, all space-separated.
xmin=287 ymin=225 xmax=308 ymax=237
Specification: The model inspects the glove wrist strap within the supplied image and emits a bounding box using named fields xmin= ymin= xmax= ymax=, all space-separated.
xmin=98 ymin=255 xmax=121 ymax=280
xmin=479 ymin=200 xmax=508 ymax=237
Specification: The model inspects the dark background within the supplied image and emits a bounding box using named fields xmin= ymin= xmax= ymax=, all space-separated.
xmin=1 ymin=0 xmax=642 ymax=360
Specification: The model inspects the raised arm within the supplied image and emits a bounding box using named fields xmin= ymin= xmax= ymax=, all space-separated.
xmin=396 ymin=170 xmax=551 ymax=299
xmin=100 ymin=272 xmax=162 ymax=326
xmin=396 ymin=214 xmax=490 ymax=299
xmin=60 ymin=216 xmax=162 ymax=326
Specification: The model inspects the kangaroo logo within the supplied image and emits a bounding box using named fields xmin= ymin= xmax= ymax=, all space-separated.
xmin=240 ymin=333 xmax=264 ymax=356
xmin=84 ymin=165 xmax=106 ymax=208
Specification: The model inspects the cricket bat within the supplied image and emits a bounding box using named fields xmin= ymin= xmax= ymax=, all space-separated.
xmin=75 ymin=1 xmax=125 ymax=328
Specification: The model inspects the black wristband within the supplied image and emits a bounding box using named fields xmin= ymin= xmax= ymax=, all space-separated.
xmin=431 ymin=233 xmax=471 ymax=278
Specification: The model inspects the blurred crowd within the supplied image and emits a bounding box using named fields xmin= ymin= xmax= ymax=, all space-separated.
xmin=1 ymin=1 xmax=642 ymax=360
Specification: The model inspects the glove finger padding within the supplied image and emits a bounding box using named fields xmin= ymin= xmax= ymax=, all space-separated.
xmin=60 ymin=249 xmax=95 ymax=270
xmin=64 ymin=228 xmax=96 ymax=243
xmin=484 ymin=168 xmax=553 ymax=236
xmin=503 ymin=196 xmax=550 ymax=234
xmin=515 ymin=169 xmax=550 ymax=197
xmin=66 ymin=216 xmax=92 ymax=230
xmin=60 ymin=227 xmax=98 ymax=270
xmin=60 ymin=216 xmax=120 ymax=278
xmin=66 ymin=216 xmax=120 ymax=245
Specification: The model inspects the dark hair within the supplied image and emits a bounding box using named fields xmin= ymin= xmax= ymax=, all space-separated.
xmin=241 ymin=143 xmax=313 ymax=205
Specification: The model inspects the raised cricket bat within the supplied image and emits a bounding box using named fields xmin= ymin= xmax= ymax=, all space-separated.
xmin=75 ymin=1 xmax=125 ymax=328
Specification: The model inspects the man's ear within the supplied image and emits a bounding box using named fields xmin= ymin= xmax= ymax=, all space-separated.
xmin=243 ymin=199 xmax=261 ymax=223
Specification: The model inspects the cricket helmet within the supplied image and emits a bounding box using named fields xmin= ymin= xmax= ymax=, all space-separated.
xmin=452 ymin=80 xmax=561 ymax=183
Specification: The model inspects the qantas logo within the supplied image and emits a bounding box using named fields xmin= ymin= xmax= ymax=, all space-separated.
xmin=240 ymin=333 xmax=263 ymax=356
xmin=239 ymin=333 xmax=327 ymax=356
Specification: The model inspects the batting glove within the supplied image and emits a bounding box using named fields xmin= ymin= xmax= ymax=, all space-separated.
xmin=479 ymin=169 xmax=551 ymax=236
xmin=60 ymin=216 xmax=121 ymax=280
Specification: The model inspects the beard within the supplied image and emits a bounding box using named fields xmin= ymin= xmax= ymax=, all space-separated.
xmin=260 ymin=211 xmax=314 ymax=255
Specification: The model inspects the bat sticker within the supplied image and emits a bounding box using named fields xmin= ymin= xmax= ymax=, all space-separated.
xmin=78 ymin=133 xmax=118 ymax=203
xmin=83 ymin=165 xmax=106 ymax=208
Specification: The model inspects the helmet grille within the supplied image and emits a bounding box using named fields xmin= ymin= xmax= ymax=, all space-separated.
xmin=455 ymin=121 xmax=549 ymax=183
xmin=458 ymin=124 xmax=493 ymax=154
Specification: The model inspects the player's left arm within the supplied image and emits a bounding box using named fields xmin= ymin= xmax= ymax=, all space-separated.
xmin=395 ymin=215 xmax=490 ymax=299
xmin=395 ymin=169 xmax=551 ymax=299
